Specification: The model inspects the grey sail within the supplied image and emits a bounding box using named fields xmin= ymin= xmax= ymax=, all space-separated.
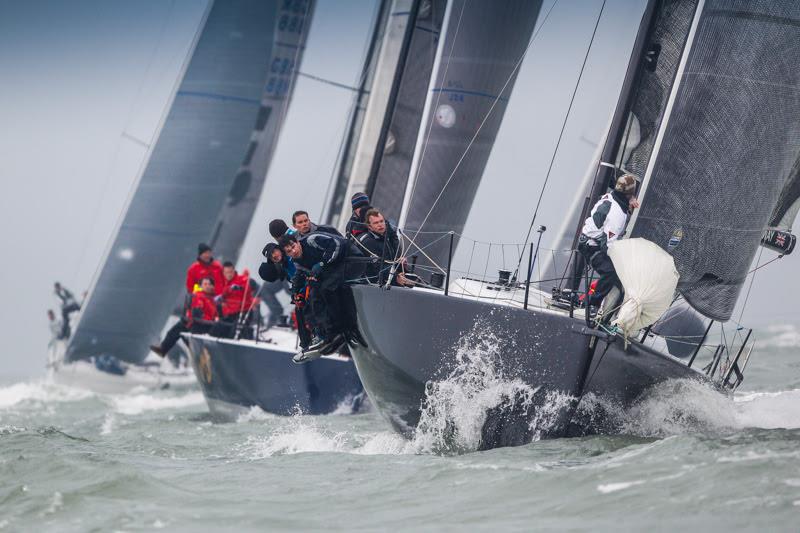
xmin=209 ymin=1 xmax=315 ymax=263
xmin=768 ymin=154 xmax=800 ymax=230
xmin=399 ymin=0 xmax=542 ymax=266
xmin=367 ymin=0 xmax=448 ymax=224
xmin=630 ymin=0 xmax=800 ymax=321
xmin=66 ymin=0 xmax=280 ymax=364
xmin=322 ymin=0 xmax=397 ymax=228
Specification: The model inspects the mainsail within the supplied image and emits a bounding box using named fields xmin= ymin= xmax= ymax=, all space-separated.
xmin=398 ymin=0 xmax=542 ymax=266
xmin=209 ymin=0 xmax=315 ymax=263
xmin=66 ymin=0 xmax=280 ymax=363
xmin=630 ymin=0 xmax=800 ymax=321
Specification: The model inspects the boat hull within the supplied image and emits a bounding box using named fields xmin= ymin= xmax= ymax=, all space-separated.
xmin=349 ymin=285 xmax=707 ymax=447
xmin=184 ymin=333 xmax=364 ymax=421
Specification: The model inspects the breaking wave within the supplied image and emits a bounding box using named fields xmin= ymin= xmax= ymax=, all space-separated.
xmin=0 ymin=380 xmax=93 ymax=409
xmin=105 ymin=391 xmax=204 ymax=416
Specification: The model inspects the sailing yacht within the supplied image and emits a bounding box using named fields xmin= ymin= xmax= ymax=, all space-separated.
xmin=180 ymin=0 xmax=405 ymax=419
xmin=346 ymin=0 xmax=800 ymax=449
xmin=49 ymin=0 xmax=305 ymax=393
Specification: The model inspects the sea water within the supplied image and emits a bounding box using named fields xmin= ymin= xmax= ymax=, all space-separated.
xmin=1 ymin=324 xmax=799 ymax=531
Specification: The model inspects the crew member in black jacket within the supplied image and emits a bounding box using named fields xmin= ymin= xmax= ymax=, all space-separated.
xmin=279 ymin=232 xmax=364 ymax=355
xmin=356 ymin=208 xmax=413 ymax=286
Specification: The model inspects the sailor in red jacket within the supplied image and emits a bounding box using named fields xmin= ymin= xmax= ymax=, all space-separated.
xmin=151 ymin=277 xmax=219 ymax=360
xmin=186 ymin=243 xmax=224 ymax=295
xmin=217 ymin=262 xmax=260 ymax=337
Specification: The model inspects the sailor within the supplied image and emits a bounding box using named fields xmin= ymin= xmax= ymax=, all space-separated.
xmin=345 ymin=192 xmax=372 ymax=239
xmin=292 ymin=210 xmax=342 ymax=237
xmin=279 ymin=232 xmax=364 ymax=356
xmin=357 ymin=208 xmax=413 ymax=286
xmin=185 ymin=243 xmax=224 ymax=295
xmin=259 ymin=242 xmax=308 ymax=337
xmin=47 ymin=309 xmax=65 ymax=342
xmin=151 ymin=276 xmax=219 ymax=360
xmin=578 ymin=174 xmax=640 ymax=308
xmin=54 ymin=282 xmax=80 ymax=339
xmin=217 ymin=262 xmax=259 ymax=338
xmin=268 ymin=219 xmax=297 ymax=241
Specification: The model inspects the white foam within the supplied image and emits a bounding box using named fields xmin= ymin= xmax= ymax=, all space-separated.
xmin=107 ymin=391 xmax=204 ymax=415
xmin=235 ymin=406 xmax=276 ymax=423
xmin=0 ymin=380 xmax=93 ymax=409
xmin=597 ymin=480 xmax=647 ymax=494
xmin=100 ymin=414 xmax=115 ymax=435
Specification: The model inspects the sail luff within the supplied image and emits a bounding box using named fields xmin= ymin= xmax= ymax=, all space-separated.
xmin=320 ymin=0 xmax=397 ymax=228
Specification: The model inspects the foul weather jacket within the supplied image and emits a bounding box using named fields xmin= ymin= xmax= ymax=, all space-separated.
xmin=357 ymin=223 xmax=401 ymax=283
xmin=186 ymin=291 xmax=219 ymax=327
xmin=186 ymin=259 xmax=224 ymax=295
xmin=220 ymin=272 xmax=255 ymax=317
xmin=581 ymin=190 xmax=630 ymax=247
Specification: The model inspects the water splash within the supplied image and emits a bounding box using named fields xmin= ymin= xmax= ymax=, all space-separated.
xmin=106 ymin=391 xmax=204 ymax=416
xmin=412 ymin=321 xmax=569 ymax=454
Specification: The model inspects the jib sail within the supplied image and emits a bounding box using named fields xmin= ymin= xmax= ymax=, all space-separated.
xmin=398 ymin=0 xmax=542 ymax=267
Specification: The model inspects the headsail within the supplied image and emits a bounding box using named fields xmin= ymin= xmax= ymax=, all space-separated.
xmin=398 ymin=0 xmax=542 ymax=266
xmin=209 ymin=0 xmax=315 ymax=263
xmin=768 ymin=154 xmax=800 ymax=231
xmin=66 ymin=0 xmax=281 ymax=363
xmin=630 ymin=0 xmax=800 ymax=321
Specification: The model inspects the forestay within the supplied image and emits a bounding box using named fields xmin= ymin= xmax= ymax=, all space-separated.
xmin=67 ymin=0 xmax=280 ymax=364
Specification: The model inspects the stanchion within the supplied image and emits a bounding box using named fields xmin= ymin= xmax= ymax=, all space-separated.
xmin=445 ymin=231 xmax=454 ymax=296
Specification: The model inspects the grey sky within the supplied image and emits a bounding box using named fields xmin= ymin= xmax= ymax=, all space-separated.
xmin=0 ymin=0 xmax=795 ymax=378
